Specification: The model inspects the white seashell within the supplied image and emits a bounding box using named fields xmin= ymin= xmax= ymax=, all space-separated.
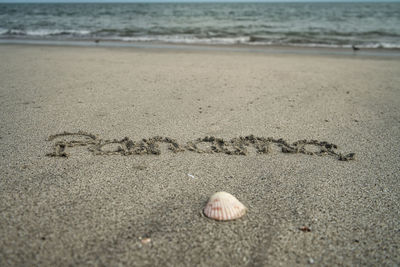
xmin=203 ymin=191 xmax=247 ymax=221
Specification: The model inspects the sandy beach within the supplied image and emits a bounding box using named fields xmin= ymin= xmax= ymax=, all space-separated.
xmin=0 ymin=43 xmax=399 ymax=266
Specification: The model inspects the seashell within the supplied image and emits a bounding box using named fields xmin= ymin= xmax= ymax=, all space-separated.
xmin=203 ymin=191 xmax=247 ymax=221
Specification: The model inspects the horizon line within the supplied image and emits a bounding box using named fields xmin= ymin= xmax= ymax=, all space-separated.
xmin=2 ymin=0 xmax=400 ymax=3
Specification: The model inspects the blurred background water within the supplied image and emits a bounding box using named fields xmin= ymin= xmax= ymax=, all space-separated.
xmin=1 ymin=2 xmax=399 ymax=48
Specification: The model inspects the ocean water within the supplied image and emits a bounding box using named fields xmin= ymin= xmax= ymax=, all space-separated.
xmin=0 ymin=2 xmax=399 ymax=49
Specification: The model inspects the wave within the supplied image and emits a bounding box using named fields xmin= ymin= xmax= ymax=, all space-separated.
xmin=1 ymin=28 xmax=400 ymax=49
xmin=120 ymin=35 xmax=251 ymax=45
xmin=2 ymin=29 xmax=91 ymax=37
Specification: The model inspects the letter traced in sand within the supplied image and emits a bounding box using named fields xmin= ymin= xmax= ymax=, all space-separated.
xmin=46 ymin=131 xmax=355 ymax=161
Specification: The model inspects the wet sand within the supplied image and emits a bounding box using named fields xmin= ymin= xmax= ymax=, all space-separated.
xmin=0 ymin=44 xmax=399 ymax=266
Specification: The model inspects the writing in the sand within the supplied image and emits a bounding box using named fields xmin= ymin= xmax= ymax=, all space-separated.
xmin=46 ymin=131 xmax=355 ymax=161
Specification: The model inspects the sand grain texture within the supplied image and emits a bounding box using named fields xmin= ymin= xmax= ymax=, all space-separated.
xmin=0 ymin=44 xmax=399 ymax=266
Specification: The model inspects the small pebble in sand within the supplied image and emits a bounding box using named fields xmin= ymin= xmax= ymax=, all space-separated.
xmin=299 ymin=226 xmax=311 ymax=232
xmin=308 ymin=258 xmax=314 ymax=264
xmin=204 ymin=192 xmax=247 ymax=221
xmin=141 ymin=238 xmax=151 ymax=245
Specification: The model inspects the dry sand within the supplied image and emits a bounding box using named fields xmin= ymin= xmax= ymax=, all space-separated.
xmin=0 ymin=44 xmax=399 ymax=266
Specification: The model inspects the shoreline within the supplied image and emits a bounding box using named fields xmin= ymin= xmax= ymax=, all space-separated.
xmin=1 ymin=38 xmax=400 ymax=58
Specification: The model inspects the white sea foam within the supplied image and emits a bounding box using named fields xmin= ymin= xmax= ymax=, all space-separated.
xmin=361 ymin=43 xmax=400 ymax=49
xmin=26 ymin=29 xmax=91 ymax=36
xmin=118 ymin=36 xmax=400 ymax=49
xmin=1 ymin=29 xmax=91 ymax=36
xmin=120 ymin=35 xmax=251 ymax=45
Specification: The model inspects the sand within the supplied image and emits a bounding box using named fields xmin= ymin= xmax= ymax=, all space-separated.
xmin=0 ymin=43 xmax=399 ymax=266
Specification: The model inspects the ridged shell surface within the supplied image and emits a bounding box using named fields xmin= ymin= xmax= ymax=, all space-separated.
xmin=204 ymin=192 xmax=247 ymax=221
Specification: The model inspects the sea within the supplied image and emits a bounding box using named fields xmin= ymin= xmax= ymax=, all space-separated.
xmin=1 ymin=2 xmax=400 ymax=49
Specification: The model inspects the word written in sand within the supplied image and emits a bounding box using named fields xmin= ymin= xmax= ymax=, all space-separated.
xmin=46 ymin=131 xmax=355 ymax=161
